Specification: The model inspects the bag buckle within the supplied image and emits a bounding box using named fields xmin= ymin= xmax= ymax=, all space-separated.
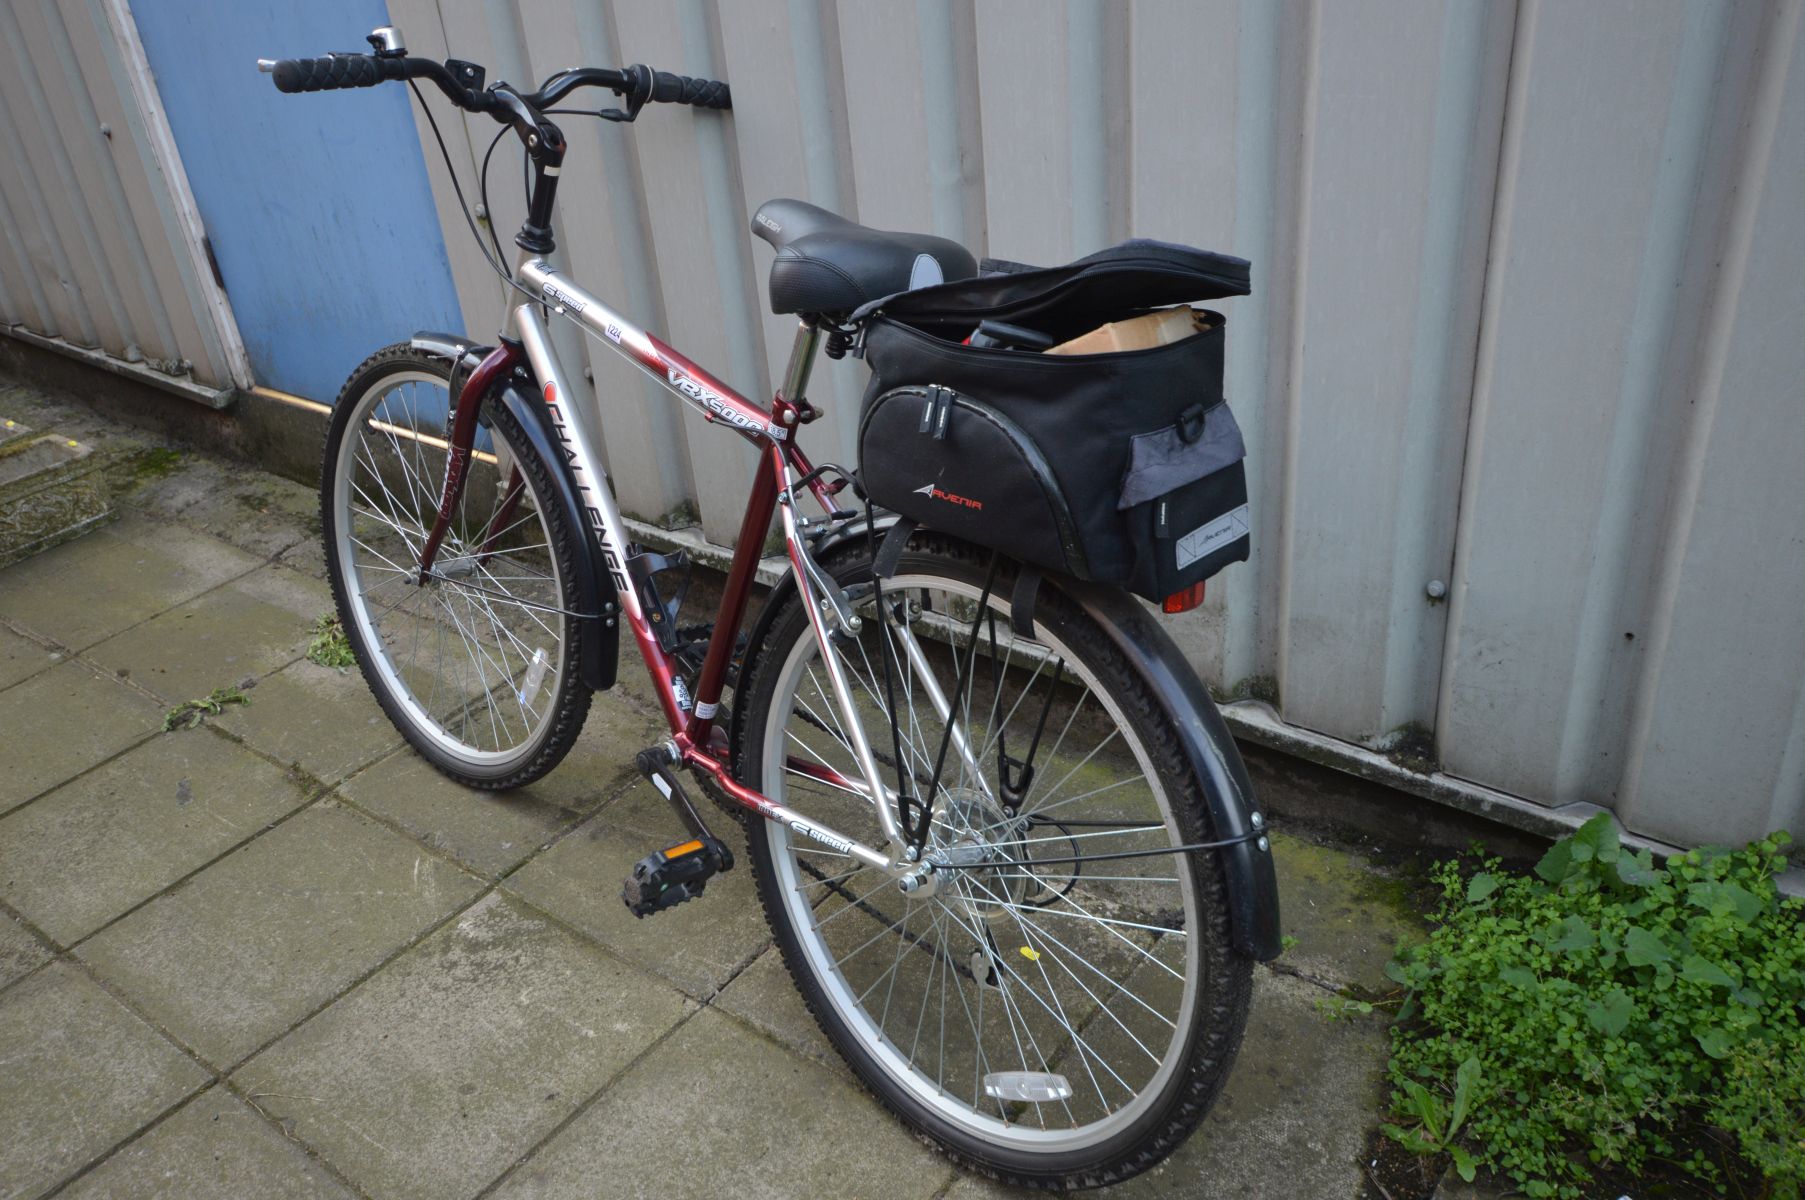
xmin=1176 ymin=403 xmax=1208 ymax=444
xmin=919 ymin=385 xmax=954 ymax=440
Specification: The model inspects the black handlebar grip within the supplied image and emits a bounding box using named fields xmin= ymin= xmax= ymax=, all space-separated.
xmin=271 ymin=54 xmax=392 ymax=94
xmin=649 ymin=69 xmax=732 ymax=110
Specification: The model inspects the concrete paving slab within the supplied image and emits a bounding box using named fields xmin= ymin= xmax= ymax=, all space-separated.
xmin=594 ymin=772 xmax=737 ymax=837
xmin=129 ymin=453 xmax=319 ymax=564
xmin=0 ymin=961 xmax=209 ymax=1200
xmin=335 ymin=736 xmax=636 ymax=880
xmin=713 ymin=944 xmax=847 ymax=1074
xmin=277 ymin=535 xmax=327 ymax=581
xmin=0 ymin=730 xmax=313 ymax=944
xmin=489 ymin=1006 xmax=955 ymax=1200
xmin=942 ymin=968 xmax=1391 ymax=1199
xmin=505 ymin=808 xmax=769 ymax=998
xmin=564 ymin=684 xmax=675 ymax=785
xmin=85 ymin=564 xmax=330 ymax=703
xmin=0 ymin=661 xmax=163 ymax=817
xmin=234 ymin=892 xmax=690 ymax=1200
xmin=56 ymin=1084 xmax=356 ymax=1200
xmin=79 ymin=801 xmax=483 ymax=1067
xmin=0 ymin=516 xmax=261 ymax=651
xmin=213 ymin=659 xmax=403 ymax=785
xmin=0 ymin=622 xmax=60 ymax=689
xmin=0 ymin=909 xmax=52 ymax=991
xmin=1271 ymin=830 xmax=1425 ymax=995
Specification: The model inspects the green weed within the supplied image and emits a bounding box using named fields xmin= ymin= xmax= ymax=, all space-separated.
xmin=1383 ymin=816 xmax=1804 ymax=1196
xmin=306 ymin=613 xmax=354 ymax=671
xmin=163 ymin=685 xmax=250 ymax=732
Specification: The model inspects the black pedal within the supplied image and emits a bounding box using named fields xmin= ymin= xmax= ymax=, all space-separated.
xmin=622 ymin=835 xmax=733 ymax=918
xmin=671 ymin=623 xmax=750 ymax=683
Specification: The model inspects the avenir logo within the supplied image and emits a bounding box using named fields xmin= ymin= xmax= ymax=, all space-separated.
xmin=913 ymin=481 xmax=982 ymax=511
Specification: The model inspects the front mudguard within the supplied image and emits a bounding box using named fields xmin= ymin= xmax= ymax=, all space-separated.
xmin=408 ymin=331 xmax=619 ymax=692
xmin=731 ymin=518 xmax=1281 ymax=961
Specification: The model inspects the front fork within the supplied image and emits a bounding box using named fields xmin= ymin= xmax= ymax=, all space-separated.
xmin=416 ymin=341 xmax=522 ymax=578
xmin=411 ymin=320 xmax=956 ymax=878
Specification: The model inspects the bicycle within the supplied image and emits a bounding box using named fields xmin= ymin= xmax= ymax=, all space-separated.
xmin=266 ymin=26 xmax=1280 ymax=1190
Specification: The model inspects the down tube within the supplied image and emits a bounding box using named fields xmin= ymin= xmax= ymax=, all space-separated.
xmin=512 ymin=305 xmax=686 ymax=731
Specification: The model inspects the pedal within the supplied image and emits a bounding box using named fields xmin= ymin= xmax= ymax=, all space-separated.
xmin=622 ymin=835 xmax=733 ymax=918
xmin=626 ymin=744 xmax=737 ymax=917
xmin=671 ymin=622 xmax=749 ymax=684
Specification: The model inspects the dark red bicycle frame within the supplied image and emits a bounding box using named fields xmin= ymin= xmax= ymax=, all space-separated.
xmin=414 ymin=316 xmax=863 ymax=827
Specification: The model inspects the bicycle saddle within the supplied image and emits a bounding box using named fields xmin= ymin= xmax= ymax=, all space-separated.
xmin=752 ymin=198 xmax=976 ymax=317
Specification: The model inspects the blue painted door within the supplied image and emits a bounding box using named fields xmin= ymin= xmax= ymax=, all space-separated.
xmin=133 ymin=1 xmax=463 ymax=402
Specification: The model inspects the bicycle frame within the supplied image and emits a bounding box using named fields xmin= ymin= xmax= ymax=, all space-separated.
xmin=418 ymin=252 xmax=911 ymax=875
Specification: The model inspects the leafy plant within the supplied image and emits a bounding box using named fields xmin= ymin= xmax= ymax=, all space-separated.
xmin=1382 ymin=1055 xmax=1482 ymax=1183
xmin=1384 ymin=816 xmax=1804 ymax=1197
xmin=306 ymin=613 xmax=354 ymax=671
xmin=163 ymin=685 xmax=251 ymax=731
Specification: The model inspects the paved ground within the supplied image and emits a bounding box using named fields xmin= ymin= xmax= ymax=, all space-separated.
xmin=0 ymin=377 xmax=1432 ymax=1199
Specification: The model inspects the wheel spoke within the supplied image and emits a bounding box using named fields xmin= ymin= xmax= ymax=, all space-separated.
xmin=755 ymin=564 xmax=1224 ymax=1151
xmin=329 ymin=367 xmax=576 ymax=770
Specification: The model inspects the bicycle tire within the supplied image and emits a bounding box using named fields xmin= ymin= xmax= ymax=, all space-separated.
xmin=320 ymin=342 xmax=592 ymax=788
xmin=733 ymin=531 xmax=1252 ymax=1189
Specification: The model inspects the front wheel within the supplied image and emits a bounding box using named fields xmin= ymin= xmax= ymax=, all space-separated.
xmin=320 ymin=343 xmax=591 ymax=788
xmin=733 ymin=533 xmax=1252 ymax=1189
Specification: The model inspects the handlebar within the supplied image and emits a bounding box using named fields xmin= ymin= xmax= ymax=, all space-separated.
xmin=261 ymin=30 xmax=731 ymax=258
xmin=261 ymin=50 xmax=731 ymax=116
xmin=642 ymin=66 xmax=732 ymax=109
xmin=268 ymin=53 xmax=412 ymax=94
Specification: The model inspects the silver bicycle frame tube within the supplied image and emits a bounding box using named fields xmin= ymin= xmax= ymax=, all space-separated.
xmin=507 ymin=258 xmax=905 ymax=870
xmin=774 ymin=454 xmax=909 ymax=853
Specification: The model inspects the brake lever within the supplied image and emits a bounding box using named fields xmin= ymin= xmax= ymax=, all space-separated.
xmin=597 ymin=64 xmax=653 ymax=123
xmin=596 ymin=94 xmax=645 ymax=124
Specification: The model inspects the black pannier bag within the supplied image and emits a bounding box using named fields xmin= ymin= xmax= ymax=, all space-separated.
xmin=853 ymin=240 xmax=1253 ymax=602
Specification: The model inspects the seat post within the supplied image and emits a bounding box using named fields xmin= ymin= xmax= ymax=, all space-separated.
xmin=778 ymin=318 xmax=822 ymax=407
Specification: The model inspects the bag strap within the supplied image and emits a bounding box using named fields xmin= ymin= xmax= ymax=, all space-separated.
xmin=873 ymin=516 xmax=917 ymax=579
xmin=1010 ymin=565 xmax=1041 ymax=639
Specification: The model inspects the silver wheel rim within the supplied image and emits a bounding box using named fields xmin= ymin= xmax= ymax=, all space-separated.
xmin=759 ymin=572 xmax=1203 ymax=1154
xmin=331 ymin=370 xmax=569 ymax=769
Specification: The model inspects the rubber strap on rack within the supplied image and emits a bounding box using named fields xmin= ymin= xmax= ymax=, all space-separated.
xmin=873 ymin=517 xmax=917 ymax=580
xmin=1010 ymin=566 xmax=1041 ymax=638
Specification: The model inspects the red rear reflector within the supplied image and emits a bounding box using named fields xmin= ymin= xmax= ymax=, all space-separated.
xmin=1162 ymin=582 xmax=1207 ymax=614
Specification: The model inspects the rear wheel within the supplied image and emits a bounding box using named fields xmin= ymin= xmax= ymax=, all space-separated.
xmin=734 ymin=534 xmax=1252 ymax=1188
xmin=320 ymin=344 xmax=591 ymax=787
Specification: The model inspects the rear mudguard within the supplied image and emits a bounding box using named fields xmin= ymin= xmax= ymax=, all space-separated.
xmin=408 ymin=331 xmax=619 ymax=692
xmin=731 ymin=517 xmax=1281 ymax=961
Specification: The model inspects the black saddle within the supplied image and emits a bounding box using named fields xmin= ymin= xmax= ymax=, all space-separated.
xmin=751 ymin=199 xmax=976 ymax=317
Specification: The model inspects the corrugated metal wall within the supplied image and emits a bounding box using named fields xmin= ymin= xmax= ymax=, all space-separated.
xmin=0 ymin=0 xmax=248 ymax=395
xmin=398 ymin=0 xmax=1804 ymax=851
xmin=2 ymin=0 xmax=1799 ymax=853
